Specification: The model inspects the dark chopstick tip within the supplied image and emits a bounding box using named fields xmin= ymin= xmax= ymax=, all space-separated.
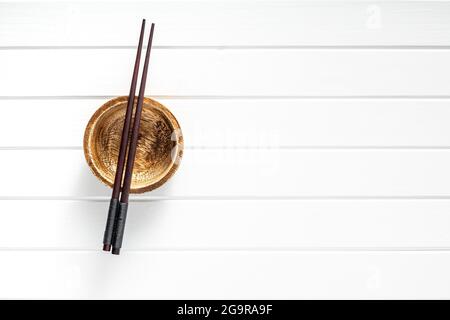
xmin=103 ymin=244 xmax=112 ymax=252
xmin=111 ymin=248 xmax=121 ymax=255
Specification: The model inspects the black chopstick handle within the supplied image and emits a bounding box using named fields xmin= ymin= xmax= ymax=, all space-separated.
xmin=111 ymin=202 xmax=129 ymax=255
xmin=103 ymin=198 xmax=120 ymax=251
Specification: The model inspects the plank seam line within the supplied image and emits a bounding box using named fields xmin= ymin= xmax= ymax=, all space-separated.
xmin=0 ymin=247 xmax=450 ymax=252
xmin=3 ymin=146 xmax=450 ymax=151
xmin=2 ymin=196 xmax=450 ymax=201
xmin=3 ymin=95 xmax=450 ymax=100
xmin=4 ymin=45 xmax=450 ymax=50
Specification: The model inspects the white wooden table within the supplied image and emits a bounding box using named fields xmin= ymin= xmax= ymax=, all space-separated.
xmin=2 ymin=0 xmax=450 ymax=299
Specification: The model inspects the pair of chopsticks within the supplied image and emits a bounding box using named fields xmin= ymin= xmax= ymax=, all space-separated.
xmin=103 ymin=19 xmax=155 ymax=255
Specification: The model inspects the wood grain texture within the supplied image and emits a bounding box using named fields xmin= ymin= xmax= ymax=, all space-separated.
xmin=2 ymin=98 xmax=450 ymax=148
xmin=1 ymin=200 xmax=450 ymax=249
xmin=1 ymin=0 xmax=450 ymax=299
xmin=2 ymin=49 xmax=450 ymax=96
xmin=2 ymin=1 xmax=450 ymax=47
xmin=83 ymin=96 xmax=183 ymax=193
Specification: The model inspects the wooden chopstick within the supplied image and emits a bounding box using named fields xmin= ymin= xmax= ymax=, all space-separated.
xmin=111 ymin=23 xmax=156 ymax=255
xmin=102 ymin=19 xmax=146 ymax=252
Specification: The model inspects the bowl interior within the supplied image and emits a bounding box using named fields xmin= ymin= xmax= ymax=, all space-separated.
xmin=84 ymin=96 xmax=183 ymax=193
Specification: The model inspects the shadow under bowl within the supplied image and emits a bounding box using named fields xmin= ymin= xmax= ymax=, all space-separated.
xmin=83 ymin=96 xmax=183 ymax=194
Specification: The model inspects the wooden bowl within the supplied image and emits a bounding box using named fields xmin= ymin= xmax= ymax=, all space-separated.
xmin=83 ymin=96 xmax=183 ymax=193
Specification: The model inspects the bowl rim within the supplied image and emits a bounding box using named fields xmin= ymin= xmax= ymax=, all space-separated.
xmin=83 ymin=96 xmax=184 ymax=194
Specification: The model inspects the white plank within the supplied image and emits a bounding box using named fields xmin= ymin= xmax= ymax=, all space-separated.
xmin=1 ymin=149 xmax=450 ymax=197
xmin=2 ymin=49 xmax=450 ymax=96
xmin=1 ymin=251 xmax=450 ymax=299
xmin=1 ymin=200 xmax=450 ymax=249
xmin=2 ymin=2 xmax=450 ymax=46
xmin=2 ymin=98 xmax=450 ymax=148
